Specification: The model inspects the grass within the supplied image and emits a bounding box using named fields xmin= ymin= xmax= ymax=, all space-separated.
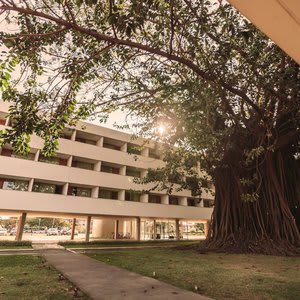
xmin=0 ymin=240 xmax=32 ymax=249
xmin=59 ymin=239 xmax=199 ymax=248
xmin=86 ymin=248 xmax=300 ymax=300
xmin=0 ymin=255 xmax=90 ymax=300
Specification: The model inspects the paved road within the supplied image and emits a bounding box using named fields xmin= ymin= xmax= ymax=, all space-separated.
xmin=43 ymin=249 xmax=212 ymax=300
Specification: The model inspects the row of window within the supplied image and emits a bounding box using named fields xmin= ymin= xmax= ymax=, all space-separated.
xmin=0 ymin=178 xmax=213 ymax=207
xmin=0 ymin=149 xmax=213 ymax=189
xmin=0 ymin=117 xmax=162 ymax=159
xmin=0 ymin=148 xmax=144 ymax=178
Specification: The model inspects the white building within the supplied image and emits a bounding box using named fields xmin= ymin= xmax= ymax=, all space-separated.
xmin=0 ymin=101 xmax=213 ymax=241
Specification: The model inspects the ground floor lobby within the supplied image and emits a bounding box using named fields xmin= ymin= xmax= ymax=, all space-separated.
xmin=0 ymin=211 xmax=209 ymax=242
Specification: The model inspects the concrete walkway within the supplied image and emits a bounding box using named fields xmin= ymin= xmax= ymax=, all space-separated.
xmin=42 ymin=250 xmax=212 ymax=300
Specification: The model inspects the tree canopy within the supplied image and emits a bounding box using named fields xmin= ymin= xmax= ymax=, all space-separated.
xmin=0 ymin=0 xmax=299 ymax=255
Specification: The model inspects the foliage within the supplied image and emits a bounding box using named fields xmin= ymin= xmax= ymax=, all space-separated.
xmin=0 ymin=240 xmax=32 ymax=247
xmin=26 ymin=218 xmax=69 ymax=228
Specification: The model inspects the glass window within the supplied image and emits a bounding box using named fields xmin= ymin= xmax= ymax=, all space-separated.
xmin=32 ymin=183 xmax=56 ymax=194
xmin=69 ymin=187 xmax=91 ymax=197
xmin=125 ymin=191 xmax=140 ymax=202
xmin=101 ymin=164 xmax=120 ymax=174
xmin=72 ymin=160 xmax=94 ymax=170
xmin=149 ymin=149 xmax=160 ymax=159
xmin=11 ymin=152 xmax=35 ymax=161
xmin=39 ymin=155 xmax=60 ymax=165
xmin=187 ymin=198 xmax=196 ymax=206
xmin=149 ymin=194 xmax=161 ymax=204
xmin=126 ymin=167 xmax=141 ymax=178
xmin=168 ymin=174 xmax=182 ymax=184
xmin=169 ymin=196 xmax=179 ymax=205
xmin=99 ymin=189 xmax=118 ymax=200
xmin=3 ymin=179 xmax=29 ymax=191
xmin=103 ymin=143 xmax=121 ymax=151
xmin=76 ymin=137 xmax=96 ymax=145
xmin=203 ymin=199 xmax=214 ymax=207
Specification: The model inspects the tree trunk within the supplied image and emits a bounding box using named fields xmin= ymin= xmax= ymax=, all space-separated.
xmin=201 ymin=150 xmax=300 ymax=256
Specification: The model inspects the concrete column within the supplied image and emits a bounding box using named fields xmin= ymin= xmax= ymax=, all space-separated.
xmin=136 ymin=217 xmax=141 ymax=241
xmin=28 ymin=178 xmax=34 ymax=192
xmin=175 ymin=219 xmax=180 ymax=241
xmin=161 ymin=195 xmax=169 ymax=205
xmin=62 ymin=183 xmax=69 ymax=195
xmin=141 ymin=147 xmax=149 ymax=157
xmin=15 ymin=212 xmax=27 ymax=241
xmin=114 ymin=220 xmax=119 ymax=240
xmin=96 ymin=136 xmax=103 ymax=147
xmin=5 ymin=116 xmax=10 ymax=126
xmin=34 ymin=149 xmax=40 ymax=162
xmin=71 ymin=130 xmax=76 ymax=141
xmin=91 ymin=186 xmax=99 ymax=198
xmin=94 ymin=161 xmax=101 ymax=172
xmin=204 ymin=221 xmax=210 ymax=238
xmin=153 ymin=220 xmax=157 ymax=240
xmin=85 ymin=216 xmax=92 ymax=242
xmin=70 ymin=218 xmax=76 ymax=240
xmin=118 ymin=190 xmax=125 ymax=201
xmin=196 ymin=198 xmax=204 ymax=207
xmin=121 ymin=143 xmax=127 ymax=152
xmin=67 ymin=156 xmax=73 ymax=167
xmin=179 ymin=197 xmax=188 ymax=206
xmin=141 ymin=170 xmax=148 ymax=178
xmin=120 ymin=165 xmax=126 ymax=176
xmin=140 ymin=194 xmax=148 ymax=203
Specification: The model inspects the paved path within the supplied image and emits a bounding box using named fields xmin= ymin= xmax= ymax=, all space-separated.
xmin=32 ymin=240 xmax=64 ymax=250
xmin=43 ymin=249 xmax=212 ymax=300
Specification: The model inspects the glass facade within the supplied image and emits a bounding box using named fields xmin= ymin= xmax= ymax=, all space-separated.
xmin=180 ymin=221 xmax=205 ymax=240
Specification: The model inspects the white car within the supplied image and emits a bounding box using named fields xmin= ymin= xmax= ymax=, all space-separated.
xmin=46 ymin=228 xmax=59 ymax=236
xmin=0 ymin=228 xmax=8 ymax=236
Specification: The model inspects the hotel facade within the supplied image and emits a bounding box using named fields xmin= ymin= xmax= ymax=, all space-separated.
xmin=0 ymin=101 xmax=213 ymax=241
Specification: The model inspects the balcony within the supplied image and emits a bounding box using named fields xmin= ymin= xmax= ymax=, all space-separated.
xmin=0 ymin=189 xmax=213 ymax=219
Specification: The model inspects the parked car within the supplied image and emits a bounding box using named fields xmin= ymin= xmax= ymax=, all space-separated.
xmin=62 ymin=229 xmax=78 ymax=236
xmin=46 ymin=228 xmax=59 ymax=236
xmin=0 ymin=227 xmax=8 ymax=236
xmin=59 ymin=228 xmax=70 ymax=235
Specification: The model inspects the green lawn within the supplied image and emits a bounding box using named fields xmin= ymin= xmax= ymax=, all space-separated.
xmin=86 ymin=248 xmax=300 ymax=300
xmin=0 ymin=255 xmax=90 ymax=300
xmin=59 ymin=239 xmax=199 ymax=248
xmin=0 ymin=240 xmax=32 ymax=249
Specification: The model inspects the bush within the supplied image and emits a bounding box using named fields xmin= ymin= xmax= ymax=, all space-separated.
xmin=0 ymin=240 xmax=32 ymax=247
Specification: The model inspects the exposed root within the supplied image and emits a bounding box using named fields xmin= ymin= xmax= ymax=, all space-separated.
xmin=198 ymin=236 xmax=300 ymax=256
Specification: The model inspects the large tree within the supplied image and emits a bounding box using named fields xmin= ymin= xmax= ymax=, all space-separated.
xmin=0 ymin=0 xmax=299 ymax=255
